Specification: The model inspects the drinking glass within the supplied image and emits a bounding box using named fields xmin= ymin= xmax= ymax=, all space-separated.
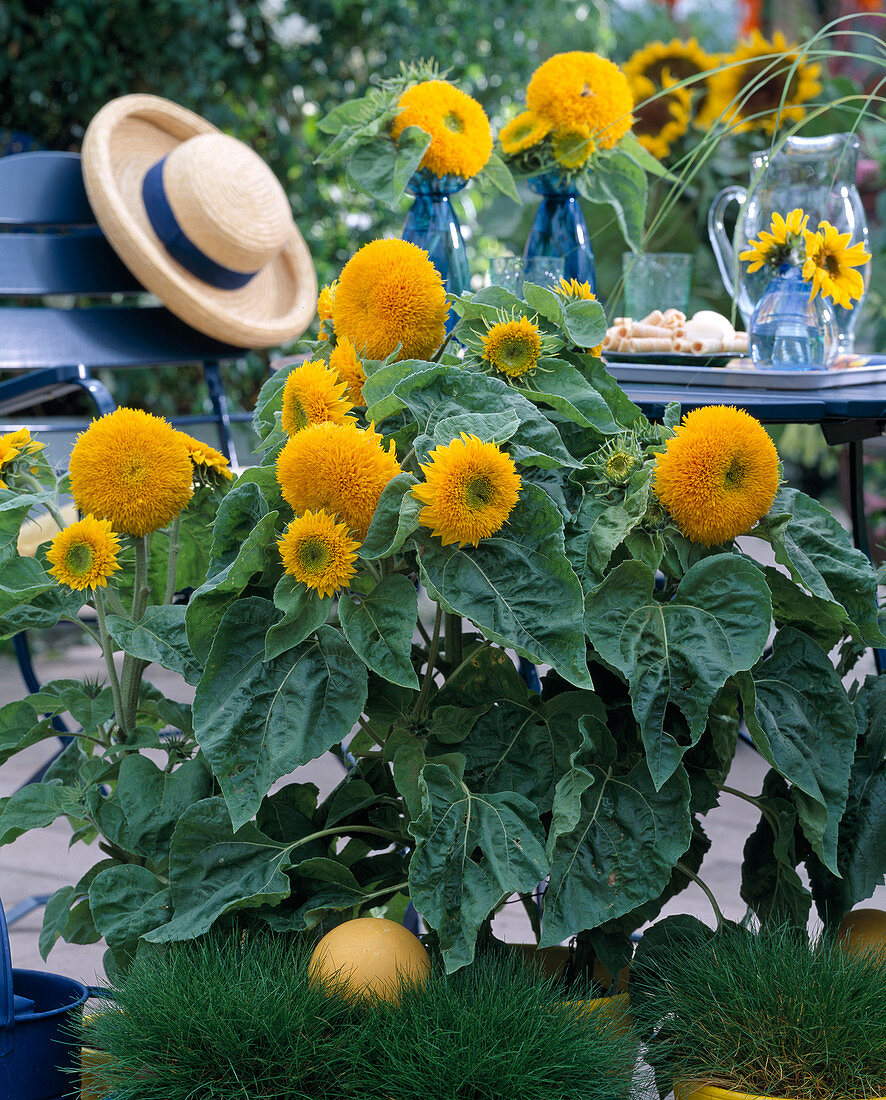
xmin=489 ymin=255 xmax=564 ymax=296
xmin=621 ymin=252 xmax=693 ymax=320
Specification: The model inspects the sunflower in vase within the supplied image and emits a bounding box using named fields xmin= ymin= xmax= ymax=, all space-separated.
xmin=497 ymin=50 xmax=666 ymax=259
xmin=739 ymin=208 xmax=870 ymax=367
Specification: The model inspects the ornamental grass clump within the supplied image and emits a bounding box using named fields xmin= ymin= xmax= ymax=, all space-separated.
xmin=630 ymin=921 xmax=886 ymax=1100
xmin=356 ymin=951 xmax=641 ymax=1100
xmin=80 ymin=932 xmax=362 ymax=1100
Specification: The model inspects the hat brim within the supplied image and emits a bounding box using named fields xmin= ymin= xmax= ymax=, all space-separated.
xmin=82 ymin=94 xmax=317 ymax=349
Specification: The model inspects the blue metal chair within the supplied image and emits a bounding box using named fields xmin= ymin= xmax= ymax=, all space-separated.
xmin=0 ymin=150 xmax=250 ymax=463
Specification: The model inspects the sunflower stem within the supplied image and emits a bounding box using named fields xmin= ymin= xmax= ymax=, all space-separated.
xmin=93 ymin=586 xmax=129 ymax=740
xmin=412 ymin=604 xmax=443 ymax=722
xmin=676 ymin=860 xmax=725 ymax=929
xmin=163 ymin=513 xmax=182 ymax=605
xmin=444 ymin=613 xmax=463 ymax=671
xmin=120 ymin=534 xmax=151 ymax=731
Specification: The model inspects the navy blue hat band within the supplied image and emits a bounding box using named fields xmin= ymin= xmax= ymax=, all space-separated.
xmin=142 ymin=157 xmax=259 ymax=291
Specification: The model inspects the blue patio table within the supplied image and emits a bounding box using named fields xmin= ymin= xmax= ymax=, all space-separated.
xmin=611 ymin=365 xmax=886 ymax=670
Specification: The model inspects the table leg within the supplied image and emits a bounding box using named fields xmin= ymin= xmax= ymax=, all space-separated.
xmin=847 ymin=440 xmax=885 ymax=675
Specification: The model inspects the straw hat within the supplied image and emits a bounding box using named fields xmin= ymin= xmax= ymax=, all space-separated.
xmin=81 ymin=94 xmax=317 ymax=349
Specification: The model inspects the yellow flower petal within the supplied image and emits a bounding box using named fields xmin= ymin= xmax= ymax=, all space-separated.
xmin=390 ymin=80 xmax=492 ymax=179
xmin=277 ymin=509 xmax=359 ymax=598
xmin=46 ymin=514 xmax=122 ymax=591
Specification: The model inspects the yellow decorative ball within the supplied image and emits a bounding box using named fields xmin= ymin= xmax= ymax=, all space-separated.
xmin=836 ymin=908 xmax=886 ymax=961
xmin=308 ymin=917 xmax=431 ymax=1003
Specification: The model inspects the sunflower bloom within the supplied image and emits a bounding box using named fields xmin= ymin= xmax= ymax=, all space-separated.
xmin=802 ymin=221 xmax=870 ymax=309
xmin=552 ymin=125 xmax=595 ymax=170
xmin=629 ymin=73 xmax=692 ymax=160
xmin=317 ymin=281 xmax=336 ymax=340
xmin=46 ymin=515 xmax=121 ymax=591
xmin=276 ymin=420 xmax=400 ymax=540
xmin=624 ymin=37 xmax=715 ymax=88
xmin=333 ymin=239 xmax=448 ymax=362
xmin=556 ymin=278 xmax=596 ymax=301
xmin=68 ymin=408 xmax=193 ymax=537
xmin=413 ymin=434 xmax=521 ymax=548
xmin=0 ymin=428 xmax=44 ymax=488
xmin=390 ymin=80 xmax=493 ymax=179
xmin=281 ymin=360 xmax=352 ymax=436
xmin=653 ymin=406 xmax=780 ymax=545
xmin=482 ymin=315 xmax=543 ymax=378
xmin=177 ymin=432 xmax=234 ymax=481
xmin=329 ymin=337 xmax=367 ymax=407
xmin=499 ymin=111 xmax=551 ymax=155
xmin=526 ymin=52 xmax=634 ymax=150
xmin=739 ymin=208 xmax=809 ymax=273
xmin=697 ymin=31 xmax=821 ymax=134
xmin=278 ymin=509 xmax=360 ymax=598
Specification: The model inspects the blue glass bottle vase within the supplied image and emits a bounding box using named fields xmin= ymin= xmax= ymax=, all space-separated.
xmin=749 ymin=264 xmax=838 ymax=370
xmin=523 ymin=171 xmax=596 ymax=291
xmin=402 ymin=170 xmax=470 ymax=331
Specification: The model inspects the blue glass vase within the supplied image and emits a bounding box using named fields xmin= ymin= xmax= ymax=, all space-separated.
xmin=523 ymin=171 xmax=596 ymax=292
xmin=749 ymin=264 xmax=838 ymax=370
xmin=403 ymin=170 xmax=470 ymax=330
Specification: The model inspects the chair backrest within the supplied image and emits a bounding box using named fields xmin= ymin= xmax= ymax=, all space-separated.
xmin=0 ymin=151 xmax=242 ymax=370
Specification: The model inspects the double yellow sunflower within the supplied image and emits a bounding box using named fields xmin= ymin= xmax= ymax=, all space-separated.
xmin=277 ymin=509 xmax=359 ymax=598
xmin=391 ymin=80 xmax=493 ymax=179
xmin=281 ymin=360 xmax=352 ymax=436
xmin=481 ymin=315 xmax=544 ymax=379
xmin=332 ymin=239 xmax=448 ymax=363
xmin=653 ymin=406 xmax=780 ymax=546
xmin=413 ymin=434 xmax=521 ymax=548
xmin=526 ymin=51 xmax=634 ymax=151
xmin=329 ymin=338 xmax=367 ymax=407
xmin=47 ymin=515 xmax=121 ymax=591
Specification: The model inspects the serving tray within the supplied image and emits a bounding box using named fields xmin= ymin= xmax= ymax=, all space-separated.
xmin=604 ymin=355 xmax=886 ymax=391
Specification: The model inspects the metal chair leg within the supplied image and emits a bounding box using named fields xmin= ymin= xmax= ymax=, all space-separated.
xmin=847 ymin=440 xmax=885 ymax=675
xmin=204 ymin=359 xmax=239 ymax=467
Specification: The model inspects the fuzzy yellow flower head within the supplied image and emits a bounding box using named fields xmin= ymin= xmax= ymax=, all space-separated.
xmin=281 ymin=360 xmax=352 ymax=436
xmin=329 ymin=338 xmax=367 ymax=407
xmin=278 ymin=509 xmax=359 ymax=598
xmin=413 ymin=434 xmax=522 ymax=547
xmin=499 ymin=111 xmax=551 ymax=155
xmin=276 ymin=420 xmax=400 ymax=541
xmin=390 ymin=80 xmax=493 ymax=179
xmin=333 ymin=239 xmax=448 ymax=362
xmin=0 ymin=428 xmax=44 ymax=488
xmin=526 ymin=52 xmax=634 ymax=150
xmin=653 ymin=406 xmax=780 ymax=546
xmin=802 ymin=221 xmax=870 ymax=310
xmin=68 ymin=408 xmax=193 ymax=537
xmin=697 ymin=31 xmax=821 ymax=134
xmin=629 ymin=73 xmax=691 ymax=160
xmin=177 ymin=431 xmax=234 ymax=482
xmin=317 ymin=281 xmax=337 ymax=340
xmin=46 ymin=515 xmax=122 ymax=591
xmin=740 ymin=208 xmax=809 ymax=274
xmin=481 ymin=315 xmax=543 ymax=378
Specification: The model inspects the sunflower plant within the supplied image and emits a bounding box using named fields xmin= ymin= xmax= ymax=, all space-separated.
xmin=497 ymin=50 xmax=669 ymax=250
xmin=0 ymin=240 xmax=884 ymax=980
xmin=315 ymin=60 xmax=518 ymax=207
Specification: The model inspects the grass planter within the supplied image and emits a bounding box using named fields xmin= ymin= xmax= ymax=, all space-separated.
xmin=630 ymin=918 xmax=886 ymax=1100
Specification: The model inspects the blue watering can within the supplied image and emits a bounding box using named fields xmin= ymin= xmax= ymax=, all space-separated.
xmin=1 ymin=896 xmax=90 ymax=1100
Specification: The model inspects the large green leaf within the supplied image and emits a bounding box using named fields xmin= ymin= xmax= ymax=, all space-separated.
xmin=26 ymin=679 xmax=115 ymax=731
xmin=194 ymin=599 xmax=367 ymax=828
xmin=541 ymin=718 xmax=692 ymax=947
xmin=264 ymin=574 xmax=329 ymax=661
xmin=339 ymin=573 xmax=419 ymax=689
xmin=807 ymin=674 xmax=886 ymax=926
xmin=0 ymin=490 xmax=53 ymax=562
xmin=359 ymin=472 xmax=422 ymax=560
xmin=381 ymin=364 xmax=577 ymax=470
xmin=417 ymin=485 xmax=591 ymax=688
xmin=0 ymin=555 xmax=53 ymax=615
xmin=576 ymin=150 xmax=646 ymax=250
xmin=0 ymin=782 xmax=82 ymax=846
xmin=408 ymin=763 xmax=548 ymax=970
xmin=0 ymin=700 xmax=56 ymax=766
xmin=522 ymin=357 xmax=628 ymax=436
xmin=740 ymin=770 xmax=811 ymax=928
xmin=88 ymin=865 xmax=171 ymax=956
xmin=586 ymin=555 xmax=771 ymax=788
xmin=347 ymin=125 xmax=430 ymax=207
xmin=755 ymin=487 xmax=884 ymax=646
xmin=565 ymin=472 xmax=651 ymax=593
xmin=107 ymin=605 xmax=202 ymax=686
xmin=736 ymin=627 xmax=856 ymax=873
xmin=146 ymin=797 xmax=293 ymax=942
xmin=185 ymin=502 xmax=279 ymax=663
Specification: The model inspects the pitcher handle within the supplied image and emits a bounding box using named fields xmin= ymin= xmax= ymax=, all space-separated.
xmin=708 ymin=185 xmax=746 ymax=299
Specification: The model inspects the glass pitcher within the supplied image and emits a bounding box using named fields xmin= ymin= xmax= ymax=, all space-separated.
xmin=708 ymin=134 xmax=870 ymax=353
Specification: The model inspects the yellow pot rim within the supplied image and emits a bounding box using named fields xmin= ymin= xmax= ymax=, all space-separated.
xmin=678 ymin=1081 xmax=886 ymax=1100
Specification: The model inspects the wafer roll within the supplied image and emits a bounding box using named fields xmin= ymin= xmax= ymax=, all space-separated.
xmin=629 ymin=336 xmax=673 ymax=352
xmin=631 ymin=323 xmax=672 ymax=339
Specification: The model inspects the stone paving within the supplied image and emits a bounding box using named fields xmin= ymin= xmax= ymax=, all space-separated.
xmin=3 ymin=630 xmax=882 ymax=987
